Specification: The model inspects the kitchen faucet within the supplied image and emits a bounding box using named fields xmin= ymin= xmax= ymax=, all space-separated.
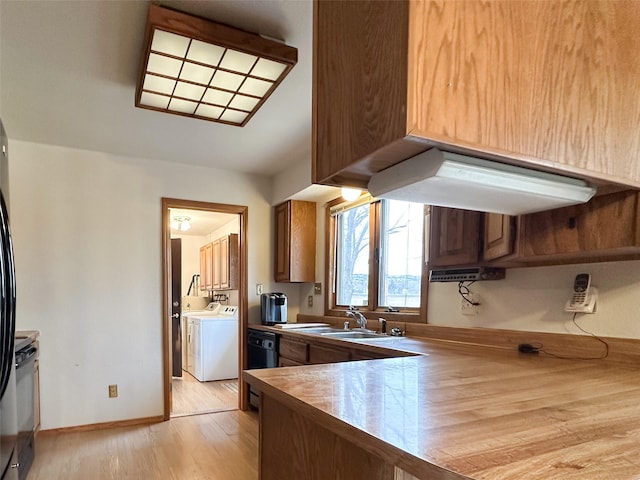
xmin=345 ymin=308 xmax=368 ymax=331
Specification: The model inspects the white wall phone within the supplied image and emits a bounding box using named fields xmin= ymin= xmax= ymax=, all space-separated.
xmin=565 ymin=273 xmax=598 ymax=313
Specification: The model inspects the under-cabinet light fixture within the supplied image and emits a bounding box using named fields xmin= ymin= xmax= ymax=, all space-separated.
xmin=341 ymin=187 xmax=362 ymax=201
xmin=135 ymin=4 xmax=298 ymax=126
xmin=368 ymin=148 xmax=596 ymax=215
xmin=171 ymin=216 xmax=191 ymax=232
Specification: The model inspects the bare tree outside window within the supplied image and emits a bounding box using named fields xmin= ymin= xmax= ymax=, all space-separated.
xmin=336 ymin=203 xmax=369 ymax=306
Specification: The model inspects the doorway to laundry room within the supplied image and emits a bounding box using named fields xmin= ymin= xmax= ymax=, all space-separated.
xmin=161 ymin=198 xmax=248 ymax=420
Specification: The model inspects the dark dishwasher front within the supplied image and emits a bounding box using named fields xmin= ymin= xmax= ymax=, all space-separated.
xmin=247 ymin=330 xmax=278 ymax=408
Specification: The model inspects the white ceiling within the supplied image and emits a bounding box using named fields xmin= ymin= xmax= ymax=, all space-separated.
xmin=0 ymin=0 xmax=313 ymax=176
xmin=169 ymin=208 xmax=236 ymax=237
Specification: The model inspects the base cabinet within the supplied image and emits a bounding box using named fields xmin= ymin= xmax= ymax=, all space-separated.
xmin=260 ymin=395 xmax=395 ymax=480
xmin=277 ymin=335 xmax=403 ymax=367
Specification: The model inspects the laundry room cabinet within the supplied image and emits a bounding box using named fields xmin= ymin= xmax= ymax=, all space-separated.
xmin=199 ymin=234 xmax=239 ymax=291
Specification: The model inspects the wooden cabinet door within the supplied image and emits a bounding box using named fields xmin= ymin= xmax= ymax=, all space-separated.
xmin=308 ymin=343 xmax=351 ymax=364
xmin=222 ymin=234 xmax=239 ymax=290
xmin=200 ymin=243 xmax=213 ymax=290
xmin=274 ymin=202 xmax=290 ymax=282
xmin=483 ymin=213 xmax=515 ymax=261
xmin=279 ymin=337 xmax=309 ymax=364
xmin=274 ymin=201 xmax=316 ymax=283
xmin=429 ymin=207 xmax=480 ymax=267
xmin=313 ymin=0 xmax=410 ymax=186
xmin=219 ymin=235 xmax=229 ymax=289
xmin=212 ymin=239 xmax=221 ymax=289
xmin=521 ymin=190 xmax=640 ymax=259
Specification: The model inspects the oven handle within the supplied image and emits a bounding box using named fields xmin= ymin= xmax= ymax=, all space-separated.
xmin=16 ymin=346 xmax=37 ymax=368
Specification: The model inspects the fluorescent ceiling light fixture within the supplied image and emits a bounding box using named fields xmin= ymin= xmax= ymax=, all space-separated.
xmin=135 ymin=4 xmax=297 ymax=127
xmin=368 ymin=149 xmax=596 ymax=215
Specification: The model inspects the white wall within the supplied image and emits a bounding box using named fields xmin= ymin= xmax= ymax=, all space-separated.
xmin=8 ymin=139 xmax=284 ymax=430
xmin=428 ymin=260 xmax=640 ymax=339
xmin=172 ymin=234 xmax=208 ymax=299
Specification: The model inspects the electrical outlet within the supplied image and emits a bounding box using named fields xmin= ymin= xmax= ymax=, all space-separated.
xmin=461 ymin=294 xmax=480 ymax=316
xmin=314 ymin=283 xmax=322 ymax=295
xmin=256 ymin=284 xmax=263 ymax=296
xmin=108 ymin=384 xmax=118 ymax=398
xmin=308 ymin=295 xmax=313 ymax=307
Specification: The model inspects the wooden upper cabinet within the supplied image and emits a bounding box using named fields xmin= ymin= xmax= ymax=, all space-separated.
xmin=200 ymin=234 xmax=239 ymax=292
xmin=213 ymin=234 xmax=238 ymax=290
xmin=212 ymin=239 xmax=222 ymax=289
xmin=274 ymin=200 xmax=316 ymax=283
xmin=313 ymin=0 xmax=640 ymax=189
xmin=199 ymin=243 xmax=213 ymax=291
xmin=518 ymin=190 xmax=640 ymax=263
xmin=429 ymin=207 xmax=480 ymax=267
xmin=483 ymin=213 xmax=515 ymax=261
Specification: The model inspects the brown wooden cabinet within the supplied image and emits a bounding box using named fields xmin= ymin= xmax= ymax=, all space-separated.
xmin=517 ymin=190 xmax=640 ymax=263
xmin=216 ymin=234 xmax=239 ymax=290
xmin=274 ymin=200 xmax=316 ymax=283
xmin=483 ymin=213 xmax=516 ymax=262
xmin=429 ymin=190 xmax=640 ymax=268
xmin=278 ymin=337 xmax=309 ymax=365
xmin=199 ymin=243 xmax=213 ymax=291
xmin=308 ymin=343 xmax=351 ymax=364
xmin=429 ymin=207 xmax=481 ymax=267
xmin=199 ymin=234 xmax=239 ymax=291
xmin=313 ymin=1 xmax=640 ymax=190
xmin=277 ymin=334 xmax=402 ymax=367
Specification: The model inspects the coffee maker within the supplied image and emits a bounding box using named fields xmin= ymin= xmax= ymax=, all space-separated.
xmin=261 ymin=292 xmax=287 ymax=325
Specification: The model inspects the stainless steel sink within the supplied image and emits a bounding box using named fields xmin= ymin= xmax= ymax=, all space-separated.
xmin=320 ymin=331 xmax=390 ymax=339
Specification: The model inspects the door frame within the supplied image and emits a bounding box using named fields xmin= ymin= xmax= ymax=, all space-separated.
xmin=161 ymin=197 xmax=249 ymax=420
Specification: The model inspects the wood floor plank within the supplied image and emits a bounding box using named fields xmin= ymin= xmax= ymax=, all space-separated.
xmin=171 ymin=371 xmax=239 ymax=417
xmin=27 ymin=411 xmax=258 ymax=480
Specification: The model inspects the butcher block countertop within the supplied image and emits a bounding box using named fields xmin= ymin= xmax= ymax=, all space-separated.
xmin=244 ymin=338 xmax=640 ymax=479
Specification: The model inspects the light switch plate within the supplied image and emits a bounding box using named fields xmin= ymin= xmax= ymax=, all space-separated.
xmin=314 ymin=283 xmax=322 ymax=295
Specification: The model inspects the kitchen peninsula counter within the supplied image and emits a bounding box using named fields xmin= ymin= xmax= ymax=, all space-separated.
xmin=244 ymin=339 xmax=640 ymax=479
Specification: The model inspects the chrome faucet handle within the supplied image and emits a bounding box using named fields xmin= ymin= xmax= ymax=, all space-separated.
xmin=343 ymin=321 xmax=350 ymax=330
xmin=389 ymin=327 xmax=403 ymax=337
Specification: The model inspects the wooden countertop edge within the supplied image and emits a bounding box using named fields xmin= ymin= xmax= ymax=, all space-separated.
xmin=294 ymin=315 xmax=640 ymax=365
xmin=242 ymin=362 xmax=468 ymax=480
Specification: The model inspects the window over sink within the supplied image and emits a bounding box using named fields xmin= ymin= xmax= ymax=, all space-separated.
xmin=327 ymin=195 xmax=428 ymax=321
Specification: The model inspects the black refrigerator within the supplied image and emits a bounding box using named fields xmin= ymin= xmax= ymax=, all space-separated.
xmin=0 ymin=119 xmax=18 ymax=480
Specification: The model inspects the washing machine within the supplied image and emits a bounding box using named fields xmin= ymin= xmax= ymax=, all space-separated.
xmin=187 ymin=306 xmax=238 ymax=382
xmin=181 ymin=302 xmax=221 ymax=370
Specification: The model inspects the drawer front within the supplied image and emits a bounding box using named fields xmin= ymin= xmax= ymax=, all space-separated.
xmin=278 ymin=357 xmax=305 ymax=367
xmin=309 ymin=344 xmax=351 ymax=364
xmin=350 ymin=349 xmax=390 ymax=361
xmin=279 ymin=338 xmax=309 ymax=364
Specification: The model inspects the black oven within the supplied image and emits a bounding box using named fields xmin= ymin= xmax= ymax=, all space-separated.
xmin=14 ymin=343 xmax=36 ymax=480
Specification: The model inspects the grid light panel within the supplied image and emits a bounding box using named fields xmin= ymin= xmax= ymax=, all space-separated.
xmin=138 ymin=28 xmax=290 ymax=126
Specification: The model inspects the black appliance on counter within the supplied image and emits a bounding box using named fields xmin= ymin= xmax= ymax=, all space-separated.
xmin=246 ymin=329 xmax=278 ymax=408
xmin=260 ymin=293 xmax=287 ymax=325
xmin=0 ymin=119 xmax=19 ymax=480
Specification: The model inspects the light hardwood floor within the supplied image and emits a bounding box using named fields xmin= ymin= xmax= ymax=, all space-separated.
xmin=27 ymin=410 xmax=259 ymax=480
xmin=171 ymin=371 xmax=238 ymax=417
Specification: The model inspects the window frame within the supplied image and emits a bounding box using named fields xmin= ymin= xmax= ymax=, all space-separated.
xmin=325 ymin=196 xmax=429 ymax=323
